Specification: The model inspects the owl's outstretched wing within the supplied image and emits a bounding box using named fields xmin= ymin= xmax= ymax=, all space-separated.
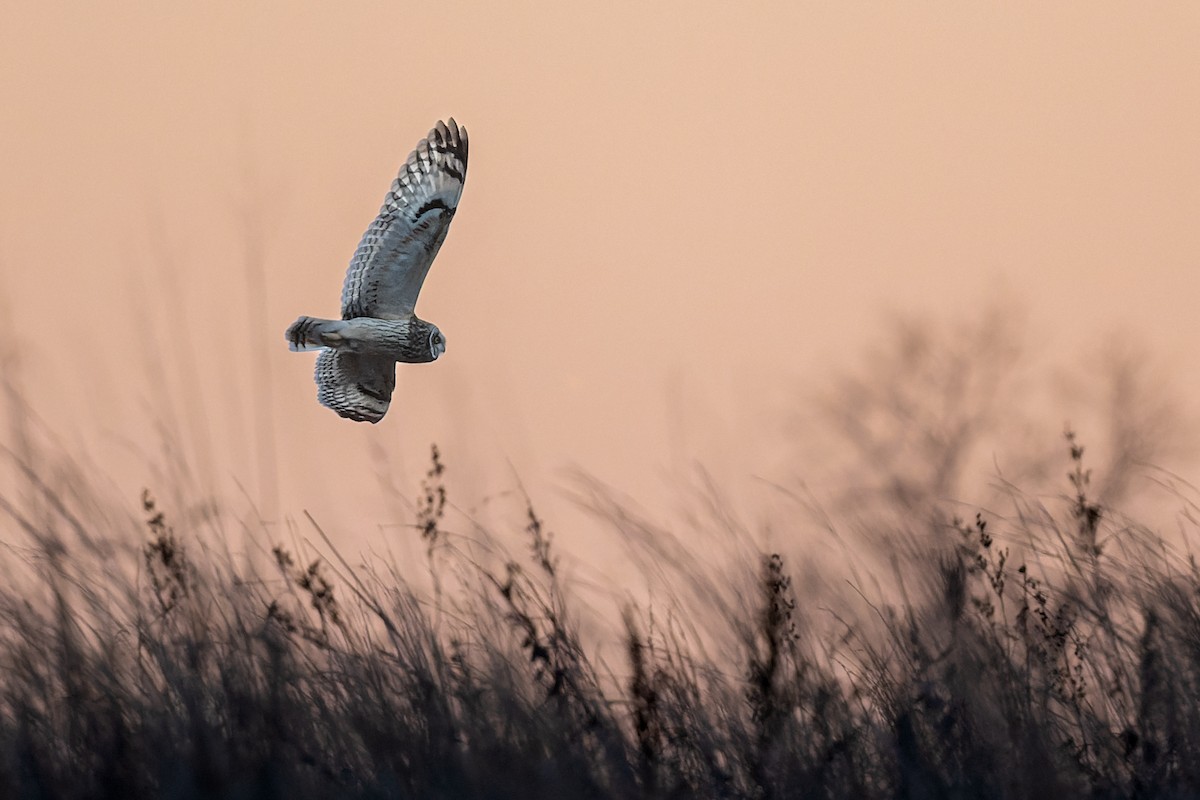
xmin=341 ymin=119 xmax=469 ymax=321
xmin=314 ymin=349 xmax=397 ymax=423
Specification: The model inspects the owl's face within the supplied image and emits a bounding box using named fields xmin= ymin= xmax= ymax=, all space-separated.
xmin=428 ymin=327 xmax=446 ymax=360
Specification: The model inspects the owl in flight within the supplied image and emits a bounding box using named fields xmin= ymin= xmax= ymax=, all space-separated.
xmin=286 ymin=119 xmax=468 ymax=423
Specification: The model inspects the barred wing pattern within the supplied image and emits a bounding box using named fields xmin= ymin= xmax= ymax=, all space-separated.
xmin=340 ymin=118 xmax=469 ymax=320
xmin=315 ymin=350 xmax=396 ymax=424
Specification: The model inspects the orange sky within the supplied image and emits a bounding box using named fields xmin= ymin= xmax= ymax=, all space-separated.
xmin=0 ymin=3 xmax=1197 ymax=557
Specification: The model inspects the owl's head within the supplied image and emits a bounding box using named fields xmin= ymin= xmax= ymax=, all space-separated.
xmin=428 ymin=326 xmax=446 ymax=360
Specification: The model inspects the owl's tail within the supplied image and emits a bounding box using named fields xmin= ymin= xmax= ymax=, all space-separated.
xmin=286 ymin=316 xmax=346 ymax=352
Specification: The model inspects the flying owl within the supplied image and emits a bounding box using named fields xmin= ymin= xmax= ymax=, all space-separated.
xmin=285 ymin=119 xmax=468 ymax=423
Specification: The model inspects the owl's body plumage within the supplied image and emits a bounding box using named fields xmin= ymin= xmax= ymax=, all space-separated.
xmin=285 ymin=118 xmax=468 ymax=423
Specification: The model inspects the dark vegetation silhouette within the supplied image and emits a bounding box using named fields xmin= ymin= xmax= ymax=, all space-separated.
xmin=1 ymin=312 xmax=1199 ymax=799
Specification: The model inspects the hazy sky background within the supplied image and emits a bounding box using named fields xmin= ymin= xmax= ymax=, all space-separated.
xmin=1 ymin=3 xmax=1197 ymax=559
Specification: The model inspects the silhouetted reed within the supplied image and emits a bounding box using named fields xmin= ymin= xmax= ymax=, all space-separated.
xmin=2 ymin=413 xmax=1200 ymax=796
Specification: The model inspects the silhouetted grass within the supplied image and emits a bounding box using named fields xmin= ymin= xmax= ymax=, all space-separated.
xmin=3 ymin=428 xmax=1200 ymax=800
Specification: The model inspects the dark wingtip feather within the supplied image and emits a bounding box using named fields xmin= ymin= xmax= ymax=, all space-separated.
xmin=435 ymin=118 xmax=467 ymax=163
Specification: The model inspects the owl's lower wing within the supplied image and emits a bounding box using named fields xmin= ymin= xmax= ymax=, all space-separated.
xmin=314 ymin=350 xmax=396 ymax=423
